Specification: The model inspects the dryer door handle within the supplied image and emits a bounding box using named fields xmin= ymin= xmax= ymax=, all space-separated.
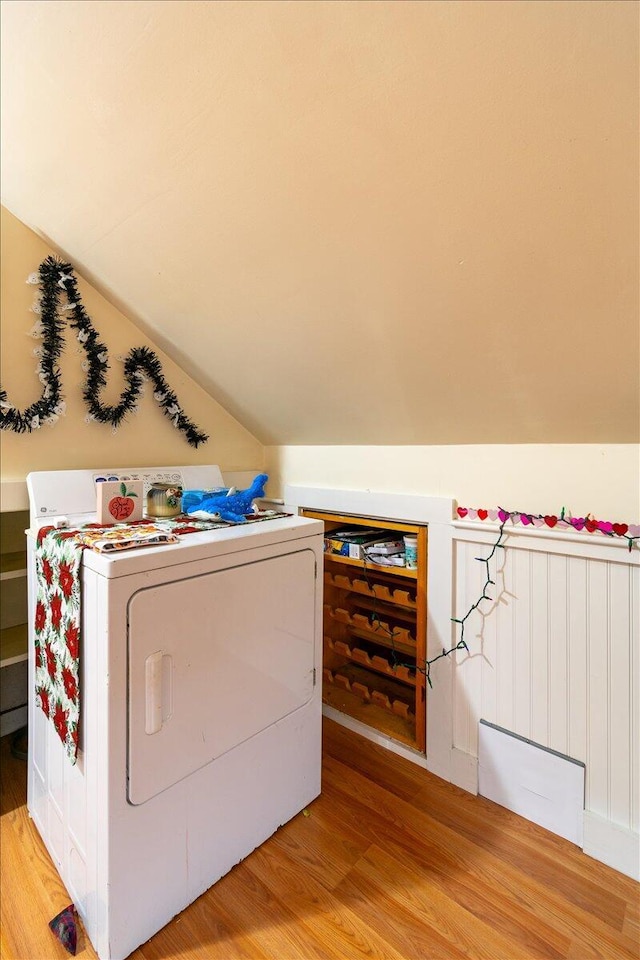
xmin=145 ymin=651 xmax=164 ymax=735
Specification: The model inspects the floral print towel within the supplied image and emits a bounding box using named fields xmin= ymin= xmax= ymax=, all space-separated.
xmin=34 ymin=526 xmax=83 ymax=762
xmin=34 ymin=522 xmax=181 ymax=762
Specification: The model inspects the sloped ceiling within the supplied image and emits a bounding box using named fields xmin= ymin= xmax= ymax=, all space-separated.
xmin=1 ymin=0 xmax=638 ymax=445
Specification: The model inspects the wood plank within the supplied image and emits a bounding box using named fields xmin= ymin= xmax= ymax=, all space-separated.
xmin=338 ymin=843 xmax=546 ymax=959
xmin=333 ymin=859 xmax=469 ymax=960
xmin=245 ymin=840 xmax=407 ymax=960
xmin=410 ymin=777 xmax=636 ymax=926
xmin=264 ymin=801 xmax=370 ymax=891
xmin=323 ymin=714 xmax=426 ymax=801
xmin=322 ymin=753 xmax=639 ymax=960
xmin=321 ymin=767 xmax=572 ymax=959
xmin=1 ymin=719 xmax=639 ymax=960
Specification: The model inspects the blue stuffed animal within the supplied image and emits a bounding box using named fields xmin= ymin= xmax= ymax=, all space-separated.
xmin=186 ymin=473 xmax=268 ymax=523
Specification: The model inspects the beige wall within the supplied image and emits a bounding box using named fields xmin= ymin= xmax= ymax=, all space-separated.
xmin=266 ymin=444 xmax=640 ymax=521
xmin=1 ymin=0 xmax=637 ymax=447
xmin=0 ymin=207 xmax=263 ymax=505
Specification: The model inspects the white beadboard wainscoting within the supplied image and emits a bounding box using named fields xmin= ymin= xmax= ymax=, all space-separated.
xmin=451 ymin=520 xmax=639 ymax=880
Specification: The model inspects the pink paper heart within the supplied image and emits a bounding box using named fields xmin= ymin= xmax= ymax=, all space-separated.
xmin=498 ymin=509 xmax=509 ymax=523
xmin=628 ymin=524 xmax=640 ymax=538
xmin=457 ymin=507 xmax=468 ymax=518
xmin=571 ymin=518 xmax=586 ymax=531
xmin=488 ymin=509 xmax=499 ymax=521
xmin=520 ymin=514 xmax=532 ymax=525
xmin=598 ymin=521 xmax=613 ymax=534
xmin=532 ymin=516 xmax=545 ymax=526
xmin=467 ymin=509 xmax=478 ymax=520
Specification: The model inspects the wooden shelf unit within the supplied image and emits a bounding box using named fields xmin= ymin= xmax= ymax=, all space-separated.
xmin=302 ymin=508 xmax=427 ymax=753
xmin=0 ymin=510 xmax=29 ymax=737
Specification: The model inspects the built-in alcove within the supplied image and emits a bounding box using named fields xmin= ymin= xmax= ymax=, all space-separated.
xmin=285 ymin=485 xmax=455 ymax=772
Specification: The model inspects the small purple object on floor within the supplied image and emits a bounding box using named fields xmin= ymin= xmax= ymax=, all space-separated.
xmin=48 ymin=904 xmax=78 ymax=956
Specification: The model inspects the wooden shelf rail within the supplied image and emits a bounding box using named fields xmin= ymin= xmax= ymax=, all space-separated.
xmin=323 ymin=667 xmax=413 ymax=720
xmin=324 ymin=635 xmax=416 ymax=686
xmin=324 ymin=605 xmax=415 ymax=647
xmin=324 ymin=571 xmax=416 ymax=609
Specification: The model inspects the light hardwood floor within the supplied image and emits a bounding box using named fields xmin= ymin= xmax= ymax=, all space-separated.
xmin=1 ymin=719 xmax=638 ymax=960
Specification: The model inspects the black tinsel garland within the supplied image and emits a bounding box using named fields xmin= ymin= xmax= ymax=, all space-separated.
xmin=0 ymin=256 xmax=208 ymax=447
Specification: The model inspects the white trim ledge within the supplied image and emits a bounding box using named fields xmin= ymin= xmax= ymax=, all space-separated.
xmin=285 ymin=485 xmax=454 ymax=525
xmin=453 ymin=520 xmax=639 ymax=564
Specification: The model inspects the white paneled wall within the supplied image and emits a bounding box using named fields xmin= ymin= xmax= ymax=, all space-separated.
xmin=452 ymin=523 xmax=639 ymax=878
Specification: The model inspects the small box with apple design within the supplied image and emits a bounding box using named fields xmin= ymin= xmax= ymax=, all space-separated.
xmin=96 ymin=479 xmax=144 ymax=524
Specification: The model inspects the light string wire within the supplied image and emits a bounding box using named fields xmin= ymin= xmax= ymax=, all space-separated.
xmin=356 ymin=506 xmax=638 ymax=689
xmin=0 ymin=256 xmax=209 ymax=447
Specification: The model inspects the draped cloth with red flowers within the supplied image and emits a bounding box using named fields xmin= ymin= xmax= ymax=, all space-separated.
xmin=34 ymin=525 xmax=84 ymax=763
xmin=34 ymin=521 xmax=191 ymax=762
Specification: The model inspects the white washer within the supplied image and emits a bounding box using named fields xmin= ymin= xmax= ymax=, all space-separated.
xmin=25 ymin=466 xmax=324 ymax=960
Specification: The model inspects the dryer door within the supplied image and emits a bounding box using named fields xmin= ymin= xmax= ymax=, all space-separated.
xmin=127 ymin=548 xmax=317 ymax=805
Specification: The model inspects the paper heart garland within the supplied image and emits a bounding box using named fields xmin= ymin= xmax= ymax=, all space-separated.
xmin=455 ymin=507 xmax=638 ymax=545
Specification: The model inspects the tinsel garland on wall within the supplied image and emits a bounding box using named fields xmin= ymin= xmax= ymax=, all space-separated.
xmin=0 ymin=256 xmax=209 ymax=447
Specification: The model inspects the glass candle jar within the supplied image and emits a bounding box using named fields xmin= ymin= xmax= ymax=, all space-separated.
xmin=146 ymin=483 xmax=182 ymax=519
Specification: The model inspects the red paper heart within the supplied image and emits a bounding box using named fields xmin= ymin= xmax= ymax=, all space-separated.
xmin=457 ymin=507 xmax=468 ymax=518
xmin=612 ymin=523 xmax=629 ymax=536
xmin=585 ymin=519 xmax=598 ymax=532
xmin=477 ymin=509 xmax=488 ymax=520
xmin=544 ymin=516 xmax=557 ymax=528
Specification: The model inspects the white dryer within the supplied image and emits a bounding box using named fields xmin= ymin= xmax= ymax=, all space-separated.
xmin=25 ymin=466 xmax=324 ymax=960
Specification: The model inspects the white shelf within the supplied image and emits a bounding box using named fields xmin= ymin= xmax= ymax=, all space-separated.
xmin=0 ymin=552 xmax=27 ymax=581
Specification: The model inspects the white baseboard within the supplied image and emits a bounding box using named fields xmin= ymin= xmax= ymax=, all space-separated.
xmin=583 ymin=811 xmax=640 ymax=881
xmin=450 ymin=747 xmax=478 ymax=795
xmin=426 ymin=746 xmax=478 ymax=795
